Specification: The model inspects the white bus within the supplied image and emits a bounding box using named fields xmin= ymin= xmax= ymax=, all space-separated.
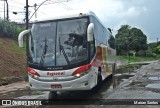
xmin=18 ymin=11 xmax=116 ymax=96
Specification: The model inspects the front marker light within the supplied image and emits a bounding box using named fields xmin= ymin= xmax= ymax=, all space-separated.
xmin=75 ymin=73 xmax=81 ymax=77
xmin=33 ymin=74 xmax=39 ymax=78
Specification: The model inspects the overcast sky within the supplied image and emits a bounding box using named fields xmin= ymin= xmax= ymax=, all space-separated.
xmin=0 ymin=0 xmax=159 ymax=43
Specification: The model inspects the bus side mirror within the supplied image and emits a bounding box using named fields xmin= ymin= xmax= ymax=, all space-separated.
xmin=18 ymin=29 xmax=30 ymax=47
xmin=87 ymin=23 xmax=94 ymax=42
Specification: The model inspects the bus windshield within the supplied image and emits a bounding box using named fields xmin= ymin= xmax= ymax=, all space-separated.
xmin=28 ymin=18 xmax=88 ymax=67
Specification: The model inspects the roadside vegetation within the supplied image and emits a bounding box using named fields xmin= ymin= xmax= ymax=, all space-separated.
xmin=0 ymin=19 xmax=26 ymax=85
xmin=114 ymin=25 xmax=160 ymax=62
xmin=0 ymin=19 xmax=25 ymax=54
xmin=117 ymin=55 xmax=160 ymax=62
xmin=0 ymin=19 xmax=24 ymax=39
xmin=12 ymin=42 xmax=26 ymax=54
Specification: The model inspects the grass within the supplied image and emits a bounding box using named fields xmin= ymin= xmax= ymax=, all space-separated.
xmin=0 ymin=38 xmax=27 ymax=81
xmin=0 ymin=41 xmax=3 ymax=47
xmin=116 ymin=55 xmax=160 ymax=74
xmin=117 ymin=55 xmax=160 ymax=62
xmin=12 ymin=42 xmax=26 ymax=54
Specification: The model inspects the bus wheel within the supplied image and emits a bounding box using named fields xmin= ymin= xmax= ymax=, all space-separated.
xmin=48 ymin=91 xmax=58 ymax=99
xmin=91 ymin=71 xmax=102 ymax=92
xmin=97 ymin=71 xmax=102 ymax=87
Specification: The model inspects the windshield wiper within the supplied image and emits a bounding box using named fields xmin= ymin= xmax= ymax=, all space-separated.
xmin=59 ymin=37 xmax=70 ymax=65
xmin=39 ymin=37 xmax=48 ymax=66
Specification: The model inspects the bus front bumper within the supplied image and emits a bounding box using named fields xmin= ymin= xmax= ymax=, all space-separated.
xmin=29 ymin=73 xmax=97 ymax=91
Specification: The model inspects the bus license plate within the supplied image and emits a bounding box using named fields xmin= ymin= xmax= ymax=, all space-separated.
xmin=51 ymin=84 xmax=62 ymax=88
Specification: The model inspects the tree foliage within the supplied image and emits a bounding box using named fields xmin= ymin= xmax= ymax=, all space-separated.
xmin=152 ymin=45 xmax=160 ymax=54
xmin=115 ymin=25 xmax=148 ymax=55
xmin=0 ymin=19 xmax=24 ymax=39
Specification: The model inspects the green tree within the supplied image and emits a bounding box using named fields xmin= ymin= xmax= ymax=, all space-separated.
xmin=115 ymin=25 xmax=131 ymax=55
xmin=153 ymin=45 xmax=160 ymax=54
xmin=130 ymin=28 xmax=147 ymax=51
xmin=115 ymin=25 xmax=148 ymax=55
xmin=0 ymin=19 xmax=24 ymax=39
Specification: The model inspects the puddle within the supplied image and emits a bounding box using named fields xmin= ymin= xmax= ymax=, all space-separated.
xmin=146 ymin=83 xmax=160 ymax=89
xmin=148 ymin=76 xmax=160 ymax=80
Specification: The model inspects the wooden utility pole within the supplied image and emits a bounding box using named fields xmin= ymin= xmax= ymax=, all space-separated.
xmin=4 ymin=0 xmax=5 ymax=19
xmin=1 ymin=0 xmax=9 ymax=20
xmin=34 ymin=3 xmax=37 ymax=19
xmin=26 ymin=0 xmax=29 ymax=29
xmin=6 ymin=0 xmax=8 ymax=20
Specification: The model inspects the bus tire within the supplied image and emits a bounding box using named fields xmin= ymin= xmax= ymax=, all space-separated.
xmin=92 ymin=71 xmax=102 ymax=92
xmin=97 ymin=74 xmax=102 ymax=85
xmin=97 ymin=70 xmax=102 ymax=87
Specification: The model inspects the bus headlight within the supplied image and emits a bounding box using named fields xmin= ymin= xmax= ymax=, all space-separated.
xmin=75 ymin=73 xmax=81 ymax=77
xmin=74 ymin=71 xmax=89 ymax=78
xmin=31 ymin=74 xmax=40 ymax=79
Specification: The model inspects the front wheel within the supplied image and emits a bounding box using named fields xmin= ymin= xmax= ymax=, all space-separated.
xmin=97 ymin=72 xmax=102 ymax=86
xmin=91 ymin=72 xmax=102 ymax=92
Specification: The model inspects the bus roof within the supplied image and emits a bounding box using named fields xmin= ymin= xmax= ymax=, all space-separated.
xmin=34 ymin=11 xmax=96 ymax=22
xmin=33 ymin=10 xmax=111 ymax=34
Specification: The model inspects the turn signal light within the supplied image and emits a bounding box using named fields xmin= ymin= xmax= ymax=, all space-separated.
xmin=28 ymin=67 xmax=40 ymax=78
xmin=72 ymin=64 xmax=91 ymax=75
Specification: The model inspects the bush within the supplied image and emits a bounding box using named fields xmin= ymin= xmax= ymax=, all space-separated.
xmin=0 ymin=19 xmax=24 ymax=39
xmin=145 ymin=49 xmax=153 ymax=57
xmin=136 ymin=50 xmax=146 ymax=56
xmin=155 ymin=45 xmax=160 ymax=54
xmin=151 ymin=53 xmax=157 ymax=58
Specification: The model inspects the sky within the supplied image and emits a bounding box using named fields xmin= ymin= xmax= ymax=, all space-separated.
xmin=0 ymin=0 xmax=159 ymax=43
